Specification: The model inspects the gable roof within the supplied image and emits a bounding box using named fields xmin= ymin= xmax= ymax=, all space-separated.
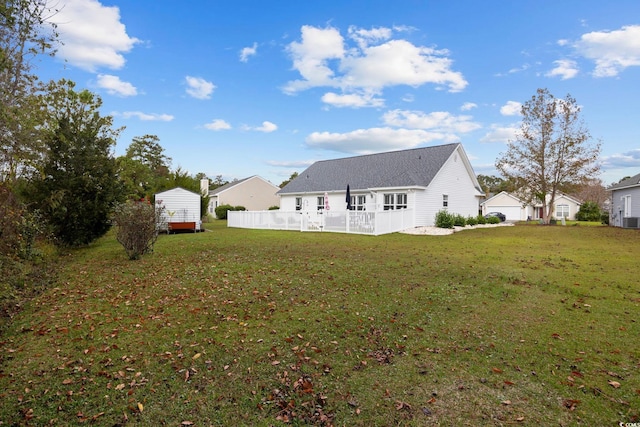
xmin=480 ymin=191 xmax=525 ymax=206
xmin=209 ymin=175 xmax=279 ymax=196
xmin=278 ymin=143 xmax=477 ymax=194
xmin=608 ymin=172 xmax=640 ymax=191
xmin=210 ymin=176 xmax=252 ymax=196
xmin=155 ymin=186 xmax=201 ymax=197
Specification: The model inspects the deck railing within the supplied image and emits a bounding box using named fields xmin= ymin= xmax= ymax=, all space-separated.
xmin=228 ymin=209 xmax=415 ymax=236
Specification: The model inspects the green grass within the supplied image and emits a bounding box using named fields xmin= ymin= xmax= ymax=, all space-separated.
xmin=0 ymin=222 xmax=638 ymax=426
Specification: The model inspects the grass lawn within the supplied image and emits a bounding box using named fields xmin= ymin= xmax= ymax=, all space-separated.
xmin=0 ymin=222 xmax=638 ymax=426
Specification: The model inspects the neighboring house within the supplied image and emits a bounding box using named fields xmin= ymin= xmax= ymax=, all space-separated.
xmin=155 ymin=187 xmax=202 ymax=232
xmin=481 ymin=191 xmax=528 ymax=221
xmin=206 ymin=175 xmax=280 ymax=217
xmin=278 ymin=143 xmax=484 ymax=227
xmin=608 ymin=172 xmax=640 ymax=228
xmin=481 ymin=191 xmax=582 ymax=221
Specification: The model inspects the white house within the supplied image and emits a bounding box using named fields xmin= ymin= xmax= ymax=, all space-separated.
xmin=206 ymin=175 xmax=280 ymax=218
xmin=608 ymin=172 xmax=640 ymax=228
xmin=155 ymin=187 xmax=202 ymax=232
xmin=277 ymin=143 xmax=484 ymax=229
xmin=481 ymin=191 xmax=582 ymax=221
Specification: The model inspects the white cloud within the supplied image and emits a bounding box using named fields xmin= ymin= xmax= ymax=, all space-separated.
xmin=321 ymin=91 xmax=384 ymax=108
xmin=50 ymin=0 xmax=140 ymax=71
xmin=546 ymin=59 xmax=579 ymax=80
xmin=96 ymin=74 xmax=137 ymax=96
xmin=601 ymin=149 xmax=640 ymax=168
xmin=119 ymin=111 xmax=174 ymax=121
xmin=500 ymin=101 xmax=522 ymax=116
xmin=347 ymin=25 xmax=393 ymax=49
xmin=305 ymin=127 xmax=455 ymax=154
xmin=480 ymin=124 xmax=519 ymax=143
xmin=284 ymin=25 xmax=467 ymax=99
xmin=185 ymin=76 xmax=215 ymax=99
xmin=574 ymin=25 xmax=640 ymax=77
xmin=256 ymin=121 xmax=278 ymax=133
xmin=460 ymin=102 xmax=477 ymax=111
xmin=240 ymin=42 xmax=258 ymax=62
xmin=284 ymin=25 xmax=345 ymax=93
xmin=382 ymin=109 xmax=481 ymax=133
xmin=204 ymin=119 xmax=231 ymax=130
xmin=266 ymin=159 xmax=315 ymax=168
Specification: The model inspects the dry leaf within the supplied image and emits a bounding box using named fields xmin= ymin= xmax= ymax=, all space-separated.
xmin=137 ymin=402 xmax=144 ymax=412
xmin=192 ymin=353 xmax=201 ymax=360
xmin=608 ymin=380 xmax=621 ymax=388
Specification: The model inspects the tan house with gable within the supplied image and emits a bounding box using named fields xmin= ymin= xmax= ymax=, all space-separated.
xmin=481 ymin=191 xmax=582 ymax=221
xmin=205 ymin=175 xmax=280 ymax=217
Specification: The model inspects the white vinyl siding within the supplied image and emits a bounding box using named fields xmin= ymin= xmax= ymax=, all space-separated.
xmin=414 ymin=147 xmax=480 ymax=226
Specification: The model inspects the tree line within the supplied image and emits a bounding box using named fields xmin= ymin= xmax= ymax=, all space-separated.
xmin=0 ymin=1 xmax=227 ymax=314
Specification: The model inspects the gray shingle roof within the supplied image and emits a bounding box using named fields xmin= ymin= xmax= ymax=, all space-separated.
xmin=278 ymin=143 xmax=460 ymax=194
xmin=608 ymin=172 xmax=640 ymax=190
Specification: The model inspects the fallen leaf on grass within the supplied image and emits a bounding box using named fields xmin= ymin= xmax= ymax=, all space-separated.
xmin=137 ymin=402 xmax=144 ymax=412
xmin=501 ymin=400 xmax=511 ymax=405
xmin=608 ymin=380 xmax=621 ymax=388
xmin=562 ymin=399 xmax=580 ymax=410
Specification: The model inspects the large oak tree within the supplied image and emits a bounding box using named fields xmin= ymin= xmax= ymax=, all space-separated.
xmin=496 ymin=88 xmax=601 ymax=223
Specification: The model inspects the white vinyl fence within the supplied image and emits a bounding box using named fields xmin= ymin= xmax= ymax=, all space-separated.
xmin=228 ymin=209 xmax=415 ymax=236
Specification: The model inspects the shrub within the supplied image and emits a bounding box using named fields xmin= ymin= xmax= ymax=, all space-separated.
xmin=487 ymin=215 xmax=500 ymax=224
xmin=575 ymin=201 xmax=602 ymax=222
xmin=600 ymin=211 xmax=609 ymax=225
xmin=476 ymin=214 xmax=487 ymax=225
xmin=215 ymin=205 xmax=246 ymax=220
xmin=112 ymin=200 xmax=166 ymax=260
xmin=268 ymin=206 xmax=280 ymax=210
xmin=466 ymin=216 xmax=478 ymax=226
xmin=453 ymin=214 xmax=466 ymax=227
xmin=215 ymin=204 xmax=234 ymax=219
xmin=435 ymin=210 xmax=454 ymax=229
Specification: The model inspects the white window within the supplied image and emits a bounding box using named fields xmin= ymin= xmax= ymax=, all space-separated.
xmin=295 ymin=197 xmax=302 ymax=211
xmin=556 ymin=204 xmax=570 ymax=218
xmin=317 ymin=196 xmax=325 ymax=211
xmin=383 ymin=194 xmax=395 ymax=210
xmin=396 ymin=193 xmax=407 ymax=209
xmin=383 ymin=193 xmax=407 ymax=210
xmin=443 ymin=194 xmax=449 ymax=209
xmin=348 ymin=195 xmax=366 ymax=211
xmin=623 ymin=195 xmax=631 ymax=217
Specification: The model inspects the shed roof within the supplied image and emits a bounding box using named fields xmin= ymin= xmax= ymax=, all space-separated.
xmin=155 ymin=186 xmax=201 ymax=197
xmin=278 ymin=143 xmax=471 ymax=194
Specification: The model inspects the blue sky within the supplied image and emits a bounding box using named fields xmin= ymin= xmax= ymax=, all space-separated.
xmin=38 ymin=0 xmax=640 ymax=186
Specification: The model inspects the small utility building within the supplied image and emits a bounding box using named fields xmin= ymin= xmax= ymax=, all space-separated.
xmin=155 ymin=187 xmax=202 ymax=232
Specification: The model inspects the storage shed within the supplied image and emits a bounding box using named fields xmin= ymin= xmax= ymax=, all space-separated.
xmin=155 ymin=187 xmax=202 ymax=232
